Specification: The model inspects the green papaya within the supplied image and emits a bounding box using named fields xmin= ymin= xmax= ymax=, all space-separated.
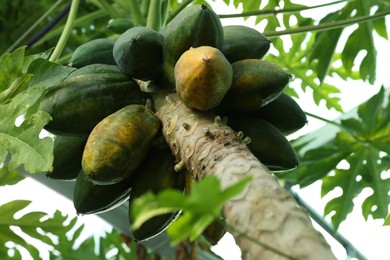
xmin=46 ymin=134 xmax=88 ymax=180
xmin=73 ymin=170 xmax=132 ymax=215
xmin=217 ymin=59 xmax=290 ymax=113
xmin=107 ymin=18 xmax=133 ymax=34
xmin=129 ymin=148 xmax=186 ymax=242
xmin=82 ymin=105 xmax=160 ymax=185
xmin=113 ymin=26 xmax=164 ymax=81
xmin=69 ymin=38 xmax=116 ymax=68
xmin=250 ymin=93 xmax=307 ymax=135
xmin=66 ymin=64 xmax=122 ymax=79
xmin=202 ymin=217 xmax=226 ymax=246
xmin=222 ymin=25 xmax=271 ymax=63
xmin=38 ymin=72 xmax=148 ymax=135
xmin=227 ymin=116 xmax=299 ymax=171
xmin=162 ymin=4 xmax=223 ymax=85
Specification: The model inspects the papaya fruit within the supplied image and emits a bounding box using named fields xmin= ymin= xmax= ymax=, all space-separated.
xmin=113 ymin=26 xmax=164 ymax=81
xmin=222 ymin=25 xmax=271 ymax=63
xmin=217 ymin=59 xmax=290 ymax=113
xmin=250 ymin=93 xmax=307 ymax=135
xmin=82 ymin=105 xmax=160 ymax=185
xmin=46 ymin=134 xmax=88 ymax=180
xmin=129 ymin=148 xmax=186 ymax=242
xmin=227 ymin=116 xmax=299 ymax=171
xmin=107 ymin=18 xmax=134 ymax=34
xmin=38 ymin=72 xmax=148 ymax=135
xmin=66 ymin=64 xmax=122 ymax=79
xmin=202 ymin=217 xmax=226 ymax=246
xmin=175 ymin=46 xmax=232 ymax=111
xmin=69 ymin=38 xmax=116 ymax=68
xmin=73 ymin=170 xmax=132 ymax=215
xmin=162 ymin=4 xmax=223 ymax=85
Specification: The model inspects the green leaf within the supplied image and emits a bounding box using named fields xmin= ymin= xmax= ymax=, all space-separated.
xmin=385 ymin=214 xmax=390 ymax=226
xmin=0 ymin=50 xmax=75 ymax=175
xmin=131 ymin=176 xmax=252 ymax=245
xmin=0 ymin=200 xmax=83 ymax=259
xmin=280 ymin=87 xmax=390 ymax=228
xmin=0 ymin=165 xmax=24 ymax=186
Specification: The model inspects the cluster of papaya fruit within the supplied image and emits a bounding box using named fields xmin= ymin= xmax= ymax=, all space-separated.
xmin=39 ymin=4 xmax=307 ymax=244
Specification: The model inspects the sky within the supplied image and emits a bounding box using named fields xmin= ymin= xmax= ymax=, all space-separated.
xmin=1 ymin=0 xmax=390 ymax=260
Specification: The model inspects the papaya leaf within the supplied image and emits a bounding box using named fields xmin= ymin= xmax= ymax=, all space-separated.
xmin=131 ymin=176 xmax=252 ymax=245
xmin=0 ymin=165 xmax=24 ymax=186
xmin=0 ymin=49 xmax=74 ymax=175
xmin=385 ymin=214 xmax=390 ymax=226
xmin=266 ymin=34 xmax=343 ymax=112
xmin=278 ymin=87 xmax=390 ymax=228
xmin=0 ymin=200 xmax=82 ymax=259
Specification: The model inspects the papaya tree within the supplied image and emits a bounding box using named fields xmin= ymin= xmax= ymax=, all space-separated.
xmin=0 ymin=0 xmax=389 ymax=259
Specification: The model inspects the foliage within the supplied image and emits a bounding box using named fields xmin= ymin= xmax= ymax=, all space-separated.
xmin=278 ymin=87 xmax=390 ymax=228
xmin=0 ymin=47 xmax=75 ymax=176
xmin=131 ymin=176 xmax=252 ymax=245
xmin=0 ymin=0 xmax=389 ymax=258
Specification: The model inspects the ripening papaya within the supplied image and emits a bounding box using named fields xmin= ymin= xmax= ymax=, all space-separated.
xmin=129 ymin=148 xmax=186 ymax=242
xmin=69 ymin=38 xmax=116 ymax=68
xmin=73 ymin=169 xmax=132 ymax=215
xmin=217 ymin=59 xmax=290 ymax=113
xmin=82 ymin=105 xmax=160 ymax=185
xmin=163 ymin=4 xmax=223 ymax=85
xmin=222 ymin=25 xmax=271 ymax=63
xmin=175 ymin=46 xmax=232 ymax=111
xmin=46 ymin=134 xmax=88 ymax=180
xmin=113 ymin=26 xmax=164 ymax=81
xmin=250 ymin=93 xmax=307 ymax=135
xmin=38 ymin=72 xmax=149 ymax=135
xmin=227 ymin=116 xmax=299 ymax=171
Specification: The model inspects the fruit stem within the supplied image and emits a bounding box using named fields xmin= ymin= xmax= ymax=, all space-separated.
xmin=264 ymin=10 xmax=390 ymax=38
xmin=304 ymin=111 xmax=350 ymax=132
xmin=218 ymin=0 xmax=352 ymax=19
xmin=96 ymin=0 xmax=121 ymax=19
xmin=128 ymin=0 xmax=146 ymax=26
xmin=49 ymin=0 xmax=79 ymax=62
xmin=146 ymin=0 xmax=161 ymax=30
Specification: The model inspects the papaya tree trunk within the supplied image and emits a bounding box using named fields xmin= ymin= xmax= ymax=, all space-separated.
xmin=155 ymin=94 xmax=336 ymax=260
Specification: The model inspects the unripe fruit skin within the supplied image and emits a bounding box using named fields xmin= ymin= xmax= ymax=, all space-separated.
xmin=175 ymin=46 xmax=232 ymax=111
xmin=217 ymin=59 xmax=290 ymax=113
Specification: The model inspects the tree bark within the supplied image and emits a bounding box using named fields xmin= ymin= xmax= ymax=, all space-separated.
xmin=156 ymin=94 xmax=336 ymax=260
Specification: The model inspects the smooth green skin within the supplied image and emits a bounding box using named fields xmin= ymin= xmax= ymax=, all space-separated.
xmin=107 ymin=18 xmax=134 ymax=34
xmin=222 ymin=25 xmax=271 ymax=63
xmin=250 ymin=93 xmax=308 ymax=135
xmin=82 ymin=105 xmax=161 ymax=185
xmin=46 ymin=134 xmax=88 ymax=180
xmin=66 ymin=64 xmax=122 ymax=79
xmin=70 ymin=38 xmax=116 ymax=68
xmin=217 ymin=59 xmax=290 ymax=113
xmin=129 ymin=148 xmax=186 ymax=242
xmin=162 ymin=4 xmax=224 ymax=85
xmin=228 ymin=116 xmax=299 ymax=171
xmin=73 ymin=170 xmax=133 ymax=215
xmin=38 ymin=73 xmax=148 ymax=135
xmin=114 ymin=26 xmax=164 ymax=81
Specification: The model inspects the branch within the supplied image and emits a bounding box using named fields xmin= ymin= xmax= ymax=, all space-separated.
xmin=155 ymin=94 xmax=337 ymax=259
xmin=218 ymin=0 xmax=353 ymax=19
xmin=264 ymin=10 xmax=390 ymax=38
xmin=49 ymin=0 xmax=79 ymax=62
